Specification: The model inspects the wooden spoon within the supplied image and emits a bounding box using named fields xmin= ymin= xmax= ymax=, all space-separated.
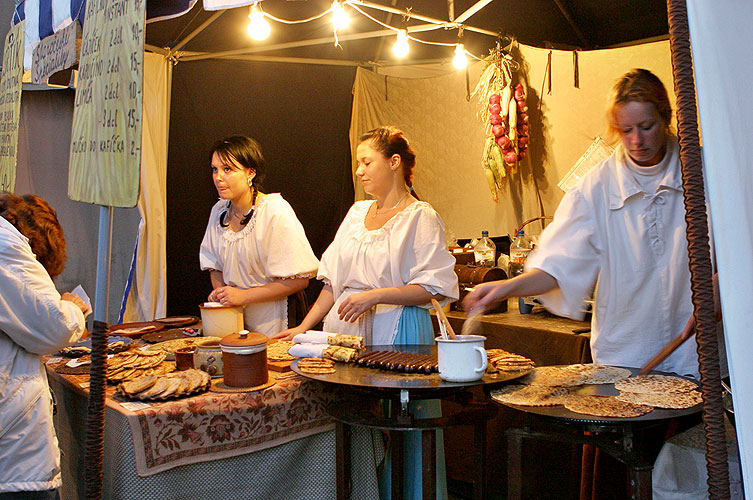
xmin=431 ymin=299 xmax=457 ymax=340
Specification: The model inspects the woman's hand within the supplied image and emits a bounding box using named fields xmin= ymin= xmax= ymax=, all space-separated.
xmin=62 ymin=292 xmax=91 ymax=317
xmin=462 ymin=281 xmax=511 ymax=315
xmin=209 ymin=286 xmax=244 ymax=306
xmin=271 ymin=326 xmax=306 ymax=341
xmin=338 ymin=290 xmax=380 ymax=323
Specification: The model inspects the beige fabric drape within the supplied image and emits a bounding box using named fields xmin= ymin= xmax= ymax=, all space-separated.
xmin=350 ymin=41 xmax=673 ymax=243
xmin=121 ymin=52 xmax=171 ymax=322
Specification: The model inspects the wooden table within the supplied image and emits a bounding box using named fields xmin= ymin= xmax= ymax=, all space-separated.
xmin=292 ymin=345 xmax=530 ymax=500
xmin=433 ymin=301 xmax=594 ymax=497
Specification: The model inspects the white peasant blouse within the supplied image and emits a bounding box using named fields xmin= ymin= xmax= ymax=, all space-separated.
xmin=318 ymin=200 xmax=458 ymax=345
xmin=199 ymin=193 xmax=319 ymax=336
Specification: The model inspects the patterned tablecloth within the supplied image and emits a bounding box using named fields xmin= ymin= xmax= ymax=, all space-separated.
xmin=46 ymin=362 xmax=334 ymax=476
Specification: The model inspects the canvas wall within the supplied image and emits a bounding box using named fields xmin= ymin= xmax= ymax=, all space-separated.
xmin=351 ymin=40 xmax=673 ymax=244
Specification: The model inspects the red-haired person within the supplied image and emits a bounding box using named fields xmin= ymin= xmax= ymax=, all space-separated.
xmin=0 ymin=193 xmax=90 ymax=498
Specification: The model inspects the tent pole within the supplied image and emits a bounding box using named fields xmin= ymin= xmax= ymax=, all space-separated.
xmin=173 ymin=10 xmax=225 ymax=52
xmin=94 ymin=205 xmax=113 ymax=325
xmin=454 ymin=0 xmax=494 ymax=23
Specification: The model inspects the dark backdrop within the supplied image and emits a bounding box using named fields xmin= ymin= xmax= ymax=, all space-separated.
xmin=166 ymin=59 xmax=356 ymax=315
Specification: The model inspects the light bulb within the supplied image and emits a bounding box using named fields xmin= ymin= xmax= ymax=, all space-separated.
xmin=452 ymin=43 xmax=468 ymax=69
xmin=331 ymin=1 xmax=350 ymax=30
xmin=247 ymin=6 xmax=270 ymax=41
xmin=392 ymin=29 xmax=410 ymax=58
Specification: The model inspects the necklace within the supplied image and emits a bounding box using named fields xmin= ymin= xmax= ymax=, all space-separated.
xmin=219 ymin=188 xmax=258 ymax=227
xmin=373 ymin=191 xmax=410 ymax=218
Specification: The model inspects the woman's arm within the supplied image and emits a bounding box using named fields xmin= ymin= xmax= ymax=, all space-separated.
xmin=462 ymin=268 xmax=558 ymax=314
xmin=271 ymin=284 xmax=335 ymax=340
xmin=336 ymin=284 xmax=439 ymax=323
xmin=212 ymin=277 xmax=309 ymax=306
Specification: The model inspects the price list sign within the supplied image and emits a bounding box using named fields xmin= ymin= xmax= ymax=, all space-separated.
xmin=0 ymin=22 xmax=25 ymax=193
xmin=69 ymin=0 xmax=145 ymax=207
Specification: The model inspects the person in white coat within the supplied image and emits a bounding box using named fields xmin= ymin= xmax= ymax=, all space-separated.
xmin=0 ymin=193 xmax=90 ymax=499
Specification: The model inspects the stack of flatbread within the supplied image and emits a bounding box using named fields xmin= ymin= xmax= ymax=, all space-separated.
xmin=107 ymin=350 xmax=174 ymax=383
xmin=146 ymin=336 xmax=222 ymax=359
xmin=615 ymin=374 xmax=702 ymax=409
xmin=267 ymin=340 xmax=296 ymax=361
xmin=297 ymin=357 xmax=336 ymax=374
xmin=116 ymin=369 xmax=211 ymax=401
xmin=486 ymin=349 xmax=535 ymax=372
xmin=110 ymin=324 xmax=160 ymax=336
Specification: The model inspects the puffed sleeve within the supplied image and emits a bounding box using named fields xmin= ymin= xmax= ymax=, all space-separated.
xmin=0 ymin=235 xmax=85 ymax=354
xmin=199 ymin=201 xmax=223 ymax=271
xmin=397 ymin=205 xmax=459 ymax=306
xmin=525 ymin=187 xmax=602 ymax=319
xmin=257 ymin=196 xmax=319 ymax=279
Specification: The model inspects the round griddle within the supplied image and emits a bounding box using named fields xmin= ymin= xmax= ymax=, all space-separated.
xmin=490 ymin=366 xmax=702 ymax=424
xmin=291 ymin=344 xmax=530 ymax=397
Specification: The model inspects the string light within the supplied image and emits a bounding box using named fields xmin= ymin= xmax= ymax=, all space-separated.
xmin=392 ymin=29 xmax=410 ymax=58
xmin=247 ymin=3 xmax=271 ymax=41
xmin=452 ymin=43 xmax=468 ymax=69
xmin=331 ymin=1 xmax=350 ymax=30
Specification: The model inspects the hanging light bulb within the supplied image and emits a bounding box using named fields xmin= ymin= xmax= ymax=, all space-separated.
xmin=452 ymin=43 xmax=468 ymax=69
xmin=247 ymin=3 xmax=271 ymax=41
xmin=331 ymin=1 xmax=350 ymax=30
xmin=392 ymin=29 xmax=410 ymax=58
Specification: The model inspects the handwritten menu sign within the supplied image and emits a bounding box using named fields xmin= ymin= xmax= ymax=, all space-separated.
xmin=68 ymin=0 xmax=145 ymax=207
xmin=32 ymin=21 xmax=80 ymax=85
xmin=0 ymin=22 xmax=25 ymax=193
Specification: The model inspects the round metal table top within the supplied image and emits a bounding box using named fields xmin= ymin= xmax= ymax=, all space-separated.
xmin=490 ymin=367 xmax=703 ymax=424
xmin=291 ymin=344 xmax=530 ymax=393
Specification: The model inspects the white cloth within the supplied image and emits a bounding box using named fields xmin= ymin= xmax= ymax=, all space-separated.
xmin=199 ymin=193 xmax=318 ymax=336
xmin=288 ymin=343 xmax=327 ymax=358
xmin=0 ymin=216 xmax=86 ymax=493
xmin=292 ymin=331 xmax=336 ymax=344
xmin=526 ymin=139 xmax=699 ymax=377
xmin=318 ymin=200 xmax=458 ymax=345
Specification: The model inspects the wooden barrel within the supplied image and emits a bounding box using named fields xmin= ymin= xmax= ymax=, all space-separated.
xmin=453 ymin=264 xmax=508 ymax=313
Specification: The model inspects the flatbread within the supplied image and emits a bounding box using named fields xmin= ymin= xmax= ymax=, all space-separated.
xmin=564 ymin=394 xmax=654 ymax=418
xmin=486 ymin=349 xmax=535 ymax=373
xmin=110 ymin=325 xmax=159 ymax=335
xmin=614 ymin=375 xmax=698 ymax=395
xmin=146 ymin=337 xmax=223 ymax=357
xmin=519 ymin=366 xmax=588 ymax=387
xmin=298 ymin=357 xmax=336 ymax=374
xmin=327 ymin=334 xmax=364 ymax=350
xmin=491 ymin=384 xmax=570 ymax=406
xmin=267 ymin=340 xmax=296 ymax=361
xmin=322 ymin=345 xmax=359 ymax=363
xmin=565 ymin=364 xmax=632 ymax=384
xmin=616 ymin=390 xmax=703 ymax=409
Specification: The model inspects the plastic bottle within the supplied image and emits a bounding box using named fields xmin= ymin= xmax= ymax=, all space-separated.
xmin=473 ymin=231 xmax=496 ymax=267
xmin=509 ymin=229 xmax=535 ymax=314
xmin=508 ymin=229 xmax=532 ymax=278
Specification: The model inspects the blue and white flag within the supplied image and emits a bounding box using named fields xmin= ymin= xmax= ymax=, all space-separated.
xmin=12 ymin=0 xmax=198 ymax=70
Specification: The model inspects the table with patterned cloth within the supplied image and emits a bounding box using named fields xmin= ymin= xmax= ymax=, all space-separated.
xmin=46 ymin=363 xmax=382 ymax=500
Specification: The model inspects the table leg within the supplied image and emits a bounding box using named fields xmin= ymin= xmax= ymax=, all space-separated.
xmin=392 ymin=431 xmax=404 ymax=500
xmin=422 ymin=429 xmax=436 ymax=500
xmin=473 ymin=420 xmax=487 ymax=500
xmin=336 ymin=422 xmax=351 ymax=500
xmin=507 ymin=429 xmax=523 ymax=500
xmin=629 ymin=466 xmax=653 ymax=500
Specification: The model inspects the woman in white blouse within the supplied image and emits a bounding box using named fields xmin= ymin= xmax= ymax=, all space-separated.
xmin=464 ymin=69 xmax=701 ymax=378
xmin=273 ymin=126 xmax=458 ymax=346
xmin=199 ymin=136 xmax=319 ymax=337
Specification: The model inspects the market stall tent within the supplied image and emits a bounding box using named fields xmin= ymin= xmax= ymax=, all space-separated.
xmin=5 ymin=0 xmax=752 ymax=496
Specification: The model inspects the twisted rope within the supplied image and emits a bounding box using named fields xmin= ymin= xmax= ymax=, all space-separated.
xmin=667 ymin=1 xmax=730 ymax=498
xmin=84 ymin=321 xmax=108 ymax=499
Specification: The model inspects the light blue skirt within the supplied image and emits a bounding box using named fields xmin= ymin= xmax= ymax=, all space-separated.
xmin=378 ymin=306 xmax=447 ymax=500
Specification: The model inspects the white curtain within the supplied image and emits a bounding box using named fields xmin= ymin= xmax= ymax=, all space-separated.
xmin=350 ymin=41 xmax=674 ymax=244
xmin=121 ymin=52 xmax=171 ymax=322
xmin=688 ymin=0 xmax=753 ymax=492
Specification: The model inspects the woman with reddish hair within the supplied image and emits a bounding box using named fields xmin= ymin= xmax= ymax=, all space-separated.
xmin=0 ymin=192 xmax=90 ymax=498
